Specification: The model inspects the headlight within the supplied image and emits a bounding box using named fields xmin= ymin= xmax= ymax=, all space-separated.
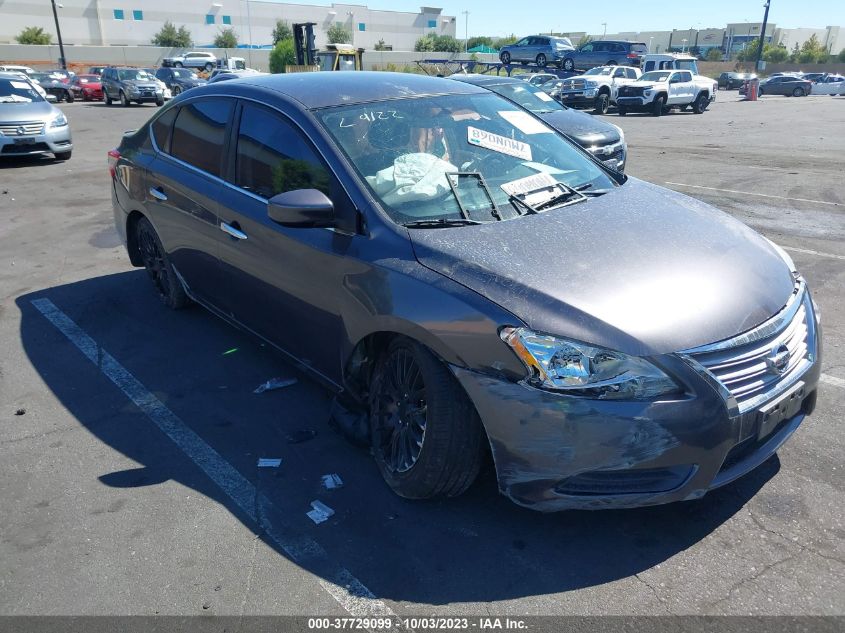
xmin=612 ymin=124 xmax=625 ymax=142
xmin=583 ymin=81 xmax=598 ymax=89
xmin=500 ymin=327 xmax=680 ymax=400
xmin=50 ymin=112 xmax=67 ymax=128
xmin=644 ymin=90 xmax=652 ymax=96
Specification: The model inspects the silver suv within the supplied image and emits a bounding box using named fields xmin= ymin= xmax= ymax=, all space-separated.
xmin=101 ymin=67 xmax=164 ymax=107
xmin=499 ymin=35 xmax=575 ymax=68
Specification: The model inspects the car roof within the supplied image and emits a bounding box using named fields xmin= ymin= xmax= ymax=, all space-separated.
xmin=219 ymin=71 xmax=487 ymax=109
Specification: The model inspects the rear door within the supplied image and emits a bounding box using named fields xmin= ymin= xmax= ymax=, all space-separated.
xmin=145 ymin=98 xmax=234 ymax=305
xmin=215 ymin=101 xmax=358 ymax=382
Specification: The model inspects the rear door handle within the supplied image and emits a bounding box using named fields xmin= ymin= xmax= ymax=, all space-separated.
xmin=220 ymin=221 xmax=248 ymax=240
xmin=149 ymin=187 xmax=168 ymax=201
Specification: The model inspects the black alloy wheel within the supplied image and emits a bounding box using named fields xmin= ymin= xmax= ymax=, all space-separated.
xmin=136 ymin=218 xmax=190 ymax=309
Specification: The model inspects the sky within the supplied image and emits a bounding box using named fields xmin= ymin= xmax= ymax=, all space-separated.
xmin=273 ymin=0 xmax=845 ymax=37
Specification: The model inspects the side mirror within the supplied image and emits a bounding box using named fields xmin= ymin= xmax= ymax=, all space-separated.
xmin=267 ymin=189 xmax=335 ymax=228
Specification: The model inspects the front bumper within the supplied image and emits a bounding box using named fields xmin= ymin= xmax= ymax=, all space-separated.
xmin=558 ymin=89 xmax=599 ymax=108
xmin=451 ymin=290 xmax=820 ymax=511
xmin=0 ymin=123 xmax=73 ymax=157
xmin=127 ymin=90 xmax=163 ymax=102
xmin=616 ymin=96 xmax=651 ymax=110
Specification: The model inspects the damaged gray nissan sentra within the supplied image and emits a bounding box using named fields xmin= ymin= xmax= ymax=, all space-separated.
xmin=110 ymin=72 xmax=821 ymax=511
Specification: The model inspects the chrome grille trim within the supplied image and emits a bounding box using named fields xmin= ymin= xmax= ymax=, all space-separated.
xmin=0 ymin=121 xmax=45 ymax=136
xmin=679 ymin=282 xmax=816 ymax=414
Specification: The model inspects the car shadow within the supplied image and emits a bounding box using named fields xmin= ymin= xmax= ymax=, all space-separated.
xmin=0 ymin=154 xmax=60 ymax=168
xmin=16 ymin=272 xmax=778 ymax=605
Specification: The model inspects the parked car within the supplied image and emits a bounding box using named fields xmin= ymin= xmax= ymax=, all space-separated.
xmin=499 ymin=35 xmax=574 ymax=68
xmin=616 ymin=69 xmax=716 ymax=116
xmin=799 ymin=72 xmax=825 ymax=83
xmin=154 ymin=66 xmax=206 ymax=96
xmin=0 ymin=72 xmax=72 ymax=160
xmin=207 ymin=70 xmax=268 ymax=84
xmin=109 ymin=72 xmax=820 ymax=512
xmin=30 ymin=71 xmax=74 ymax=103
xmin=555 ymin=65 xmax=642 ymax=113
xmin=162 ymin=51 xmax=217 ymax=72
xmin=519 ymin=73 xmax=559 ymax=87
xmin=141 ymin=69 xmax=173 ymax=100
xmin=0 ymin=64 xmax=36 ymax=76
xmin=0 ymin=69 xmax=51 ymax=101
xmin=560 ymin=40 xmax=648 ymax=72
xmin=808 ymin=74 xmax=845 ymax=96
xmin=451 ymin=74 xmax=627 ymax=171
xmin=69 ymin=74 xmax=103 ymax=101
xmin=101 ymin=67 xmax=164 ymax=106
xmin=758 ymin=75 xmax=812 ymax=97
xmin=717 ymin=72 xmax=756 ymax=90
xmin=88 ymin=66 xmax=106 ymax=76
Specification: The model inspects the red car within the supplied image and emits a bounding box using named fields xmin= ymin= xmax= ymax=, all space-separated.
xmin=69 ymin=74 xmax=103 ymax=101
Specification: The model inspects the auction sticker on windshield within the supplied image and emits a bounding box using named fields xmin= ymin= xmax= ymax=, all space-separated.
xmin=535 ymin=91 xmax=554 ymax=102
xmin=500 ymin=171 xmax=559 ymax=197
xmin=467 ymin=126 xmax=532 ymax=160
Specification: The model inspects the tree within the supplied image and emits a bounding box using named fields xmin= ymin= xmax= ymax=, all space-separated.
xmin=466 ymin=36 xmax=493 ymax=50
xmin=414 ymin=34 xmax=436 ymax=52
xmin=374 ymin=39 xmax=390 ymax=51
xmin=493 ymin=35 xmax=518 ymax=49
xmin=796 ymin=34 xmax=828 ymax=64
xmin=763 ymin=45 xmax=788 ymax=63
xmin=326 ymin=23 xmax=351 ymax=44
xmin=839 ymin=48 xmax=845 ymax=63
xmin=735 ymin=38 xmax=759 ymax=61
xmin=415 ymin=34 xmax=461 ymax=52
xmin=706 ymin=48 xmax=722 ymax=61
xmin=151 ymin=21 xmax=192 ymax=48
xmin=269 ymin=38 xmax=296 ymax=73
xmin=272 ymin=19 xmax=292 ymax=45
xmin=15 ymin=26 xmax=51 ymax=45
xmin=214 ymin=28 xmax=237 ymax=49
xmin=577 ymin=34 xmax=593 ymax=47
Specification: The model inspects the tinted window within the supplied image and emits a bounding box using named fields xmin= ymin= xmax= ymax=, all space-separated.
xmin=593 ymin=43 xmax=608 ymax=52
xmin=151 ymin=107 xmax=178 ymax=153
xmin=235 ymin=103 xmax=330 ymax=199
xmin=613 ymin=67 xmax=626 ymax=78
xmin=171 ymin=98 xmax=232 ymax=177
xmin=580 ymin=44 xmax=593 ymax=53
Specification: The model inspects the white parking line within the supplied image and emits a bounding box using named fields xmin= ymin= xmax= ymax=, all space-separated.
xmin=782 ymin=246 xmax=845 ymax=261
xmin=665 ymin=182 xmax=842 ymax=207
xmin=31 ymin=297 xmax=405 ymax=630
xmin=821 ymin=374 xmax=845 ymax=389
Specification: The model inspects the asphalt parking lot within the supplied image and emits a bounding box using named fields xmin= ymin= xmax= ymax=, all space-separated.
xmin=1 ymin=91 xmax=843 ymax=620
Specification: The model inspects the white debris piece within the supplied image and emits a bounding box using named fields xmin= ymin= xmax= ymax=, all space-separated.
xmin=321 ymin=474 xmax=344 ymax=490
xmin=253 ymin=377 xmax=297 ymax=394
xmin=306 ymin=500 xmax=335 ymax=524
xmin=257 ymin=458 xmax=282 ymax=467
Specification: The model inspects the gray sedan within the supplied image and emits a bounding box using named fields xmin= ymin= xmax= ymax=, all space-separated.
xmin=0 ymin=72 xmax=72 ymax=160
xmin=110 ymin=72 xmax=820 ymax=511
xmin=759 ymin=75 xmax=813 ymax=97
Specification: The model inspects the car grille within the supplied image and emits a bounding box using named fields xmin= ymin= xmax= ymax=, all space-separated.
xmin=684 ymin=288 xmax=814 ymax=412
xmin=0 ymin=121 xmax=44 ymax=136
xmin=562 ymin=78 xmax=585 ymax=90
xmin=618 ymin=86 xmax=646 ymax=97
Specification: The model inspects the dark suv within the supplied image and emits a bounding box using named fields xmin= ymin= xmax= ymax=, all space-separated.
xmin=561 ymin=40 xmax=648 ymax=72
xmin=718 ymin=72 xmax=756 ymax=90
xmin=101 ymin=67 xmax=164 ymax=107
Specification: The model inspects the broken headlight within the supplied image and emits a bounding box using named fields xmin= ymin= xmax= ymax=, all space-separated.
xmin=500 ymin=327 xmax=680 ymax=400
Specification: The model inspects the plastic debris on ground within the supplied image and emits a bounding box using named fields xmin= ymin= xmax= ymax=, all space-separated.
xmin=253 ymin=377 xmax=297 ymax=394
xmin=306 ymin=500 xmax=335 ymax=524
xmin=257 ymin=458 xmax=282 ymax=468
xmin=286 ymin=428 xmax=318 ymax=444
xmin=321 ymin=474 xmax=344 ymax=490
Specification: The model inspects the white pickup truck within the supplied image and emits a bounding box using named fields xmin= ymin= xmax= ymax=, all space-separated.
xmin=616 ymin=68 xmax=717 ymax=117
xmin=556 ymin=65 xmax=642 ymax=113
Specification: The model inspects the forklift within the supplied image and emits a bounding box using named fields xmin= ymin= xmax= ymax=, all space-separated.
xmin=288 ymin=22 xmax=364 ymax=72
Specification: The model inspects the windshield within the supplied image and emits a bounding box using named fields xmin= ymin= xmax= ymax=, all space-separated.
xmin=640 ymin=71 xmax=671 ymax=82
xmin=584 ymin=67 xmax=613 ymax=76
xmin=317 ymin=93 xmax=617 ymax=225
xmin=487 ymin=82 xmax=564 ymax=114
xmin=77 ymin=75 xmax=98 ymax=83
xmin=118 ymin=69 xmax=154 ymax=81
xmin=0 ymin=78 xmax=44 ymax=103
xmin=172 ymin=68 xmax=197 ymax=78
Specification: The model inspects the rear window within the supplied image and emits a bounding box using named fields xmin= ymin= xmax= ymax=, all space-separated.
xmin=170 ymin=98 xmax=232 ymax=177
xmin=631 ymin=44 xmax=648 ymax=53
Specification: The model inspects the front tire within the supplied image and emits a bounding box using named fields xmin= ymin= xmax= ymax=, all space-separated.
xmin=652 ymin=94 xmax=666 ymax=116
xmin=563 ymin=58 xmax=575 ymax=72
xmin=136 ymin=217 xmax=191 ymax=310
xmin=172 ymin=85 xmax=182 ymax=96
xmin=369 ymin=339 xmax=486 ymax=500
xmin=500 ymin=52 xmax=511 ymax=65
xmin=594 ymin=92 xmax=610 ymax=114
xmin=65 ymin=90 xmax=74 ymax=103
xmin=155 ymin=97 xmax=164 ymax=106
xmin=105 ymin=92 xmax=112 ymax=105
xmin=692 ymin=93 xmax=709 ymax=114
xmin=535 ymin=54 xmax=547 ymax=68
xmin=120 ymin=91 xmax=130 ymax=107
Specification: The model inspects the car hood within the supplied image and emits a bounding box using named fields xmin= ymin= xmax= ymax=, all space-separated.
xmin=124 ymin=80 xmax=159 ymax=89
xmin=537 ymin=108 xmax=621 ymax=146
xmin=176 ymin=78 xmax=205 ymax=87
xmin=0 ymin=100 xmax=56 ymax=123
xmin=409 ymin=178 xmax=795 ymax=356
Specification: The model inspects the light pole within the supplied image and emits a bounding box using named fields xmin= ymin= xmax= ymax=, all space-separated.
xmin=50 ymin=0 xmax=67 ymax=70
xmin=754 ymin=1 xmax=771 ymax=71
xmin=462 ymin=10 xmax=469 ymax=53
xmin=649 ymin=36 xmax=653 ymax=52
xmin=601 ymin=22 xmax=607 ymax=38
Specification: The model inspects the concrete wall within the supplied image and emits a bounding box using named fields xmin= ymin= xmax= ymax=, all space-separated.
xmin=0 ymin=0 xmax=456 ymax=51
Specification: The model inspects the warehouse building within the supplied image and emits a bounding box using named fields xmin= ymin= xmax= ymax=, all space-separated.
xmin=0 ymin=1 xmax=457 ymax=51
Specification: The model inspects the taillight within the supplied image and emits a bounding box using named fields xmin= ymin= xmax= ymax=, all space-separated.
xmin=108 ymin=149 xmax=120 ymax=178
xmin=627 ymin=53 xmax=639 ymax=58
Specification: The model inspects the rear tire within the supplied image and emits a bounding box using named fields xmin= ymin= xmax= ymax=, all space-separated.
xmin=652 ymin=94 xmax=666 ymax=116
xmin=500 ymin=51 xmax=511 ymax=65
xmin=563 ymin=58 xmax=575 ymax=72
xmin=606 ymin=60 xmax=618 ymax=66
xmin=792 ymin=87 xmax=805 ymax=97
xmin=369 ymin=338 xmax=486 ymax=500
xmin=594 ymin=92 xmax=610 ymax=114
xmin=172 ymin=85 xmax=182 ymax=96
xmin=536 ymin=54 xmax=547 ymax=68
xmin=135 ymin=217 xmax=191 ymax=310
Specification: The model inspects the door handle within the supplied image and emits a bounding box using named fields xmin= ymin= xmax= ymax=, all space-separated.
xmin=149 ymin=187 xmax=168 ymax=201
xmin=220 ymin=221 xmax=248 ymax=240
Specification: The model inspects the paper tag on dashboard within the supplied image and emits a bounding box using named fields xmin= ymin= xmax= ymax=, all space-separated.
xmin=498 ymin=111 xmax=553 ymax=134
xmin=11 ymin=81 xmax=31 ymax=89
xmin=500 ymin=171 xmax=558 ymax=197
xmin=535 ymin=91 xmax=554 ymax=102
xmin=467 ymin=126 xmax=532 ymax=160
